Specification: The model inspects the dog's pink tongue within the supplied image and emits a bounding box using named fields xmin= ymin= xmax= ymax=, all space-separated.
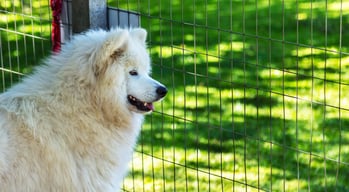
xmin=146 ymin=103 xmax=154 ymax=111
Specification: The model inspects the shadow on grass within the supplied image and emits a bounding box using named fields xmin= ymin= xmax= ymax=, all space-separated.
xmin=0 ymin=32 xmax=51 ymax=90
xmin=0 ymin=2 xmax=51 ymax=90
xmin=110 ymin=0 xmax=349 ymax=191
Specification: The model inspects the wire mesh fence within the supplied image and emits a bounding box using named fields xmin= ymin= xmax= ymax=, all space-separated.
xmin=0 ymin=0 xmax=51 ymax=91
xmin=110 ymin=1 xmax=349 ymax=191
xmin=1 ymin=0 xmax=349 ymax=191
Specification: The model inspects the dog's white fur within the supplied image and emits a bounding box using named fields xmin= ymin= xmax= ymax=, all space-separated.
xmin=0 ymin=28 xmax=165 ymax=191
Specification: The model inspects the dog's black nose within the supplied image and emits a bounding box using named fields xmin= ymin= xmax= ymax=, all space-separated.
xmin=156 ymin=86 xmax=168 ymax=98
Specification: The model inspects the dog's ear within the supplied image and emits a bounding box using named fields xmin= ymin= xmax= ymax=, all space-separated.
xmin=94 ymin=30 xmax=129 ymax=77
xmin=131 ymin=28 xmax=147 ymax=45
xmin=104 ymin=30 xmax=129 ymax=58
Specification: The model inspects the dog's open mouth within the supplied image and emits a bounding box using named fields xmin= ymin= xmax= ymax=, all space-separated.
xmin=128 ymin=95 xmax=154 ymax=112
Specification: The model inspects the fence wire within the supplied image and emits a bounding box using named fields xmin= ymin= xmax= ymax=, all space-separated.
xmin=0 ymin=0 xmax=51 ymax=91
xmin=1 ymin=0 xmax=349 ymax=191
xmin=108 ymin=1 xmax=349 ymax=191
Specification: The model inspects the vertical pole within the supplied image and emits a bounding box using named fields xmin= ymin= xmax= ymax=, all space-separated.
xmin=72 ymin=0 xmax=89 ymax=33
xmin=89 ymin=0 xmax=107 ymax=29
xmin=72 ymin=0 xmax=106 ymax=34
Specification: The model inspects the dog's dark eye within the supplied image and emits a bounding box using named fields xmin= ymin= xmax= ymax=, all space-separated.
xmin=129 ymin=70 xmax=138 ymax=76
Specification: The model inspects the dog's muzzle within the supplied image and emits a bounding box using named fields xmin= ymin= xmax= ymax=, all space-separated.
xmin=128 ymin=85 xmax=167 ymax=112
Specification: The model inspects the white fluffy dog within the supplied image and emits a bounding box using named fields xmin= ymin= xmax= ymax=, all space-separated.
xmin=0 ymin=28 xmax=167 ymax=191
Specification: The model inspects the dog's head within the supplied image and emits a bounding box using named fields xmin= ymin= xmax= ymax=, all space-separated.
xmin=123 ymin=29 xmax=167 ymax=113
xmin=86 ymin=28 xmax=167 ymax=115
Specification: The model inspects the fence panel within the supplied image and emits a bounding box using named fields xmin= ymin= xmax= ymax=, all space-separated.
xmin=108 ymin=1 xmax=349 ymax=191
xmin=0 ymin=0 xmax=51 ymax=91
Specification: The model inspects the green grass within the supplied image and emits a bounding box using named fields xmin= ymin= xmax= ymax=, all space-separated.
xmin=110 ymin=1 xmax=349 ymax=191
xmin=0 ymin=0 xmax=52 ymax=91
xmin=2 ymin=0 xmax=349 ymax=191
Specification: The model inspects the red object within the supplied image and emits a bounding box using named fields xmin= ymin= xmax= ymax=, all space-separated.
xmin=50 ymin=0 xmax=62 ymax=53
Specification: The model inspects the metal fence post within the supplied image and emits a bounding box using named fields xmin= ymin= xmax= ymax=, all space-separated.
xmin=72 ymin=0 xmax=107 ymax=33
